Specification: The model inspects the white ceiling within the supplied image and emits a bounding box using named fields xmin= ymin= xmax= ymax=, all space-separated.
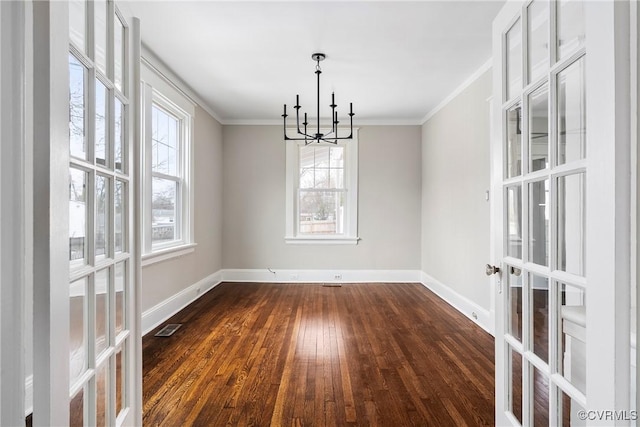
xmin=122 ymin=1 xmax=504 ymax=124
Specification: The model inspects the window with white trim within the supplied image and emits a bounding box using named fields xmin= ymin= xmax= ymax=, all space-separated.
xmin=141 ymin=63 xmax=194 ymax=258
xmin=285 ymin=130 xmax=359 ymax=244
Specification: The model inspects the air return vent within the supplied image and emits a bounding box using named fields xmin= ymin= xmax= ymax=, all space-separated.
xmin=155 ymin=323 xmax=182 ymax=337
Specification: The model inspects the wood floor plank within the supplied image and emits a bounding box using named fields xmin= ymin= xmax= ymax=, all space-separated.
xmin=143 ymin=283 xmax=495 ymax=426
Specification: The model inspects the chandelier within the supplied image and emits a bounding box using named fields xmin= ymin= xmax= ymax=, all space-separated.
xmin=282 ymin=53 xmax=354 ymax=145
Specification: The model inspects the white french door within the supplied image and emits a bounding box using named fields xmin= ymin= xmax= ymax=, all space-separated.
xmin=32 ymin=1 xmax=141 ymax=425
xmin=491 ymin=1 xmax=635 ymax=426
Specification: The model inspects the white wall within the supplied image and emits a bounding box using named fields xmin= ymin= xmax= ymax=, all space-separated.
xmin=421 ymin=68 xmax=492 ymax=312
xmin=222 ymin=125 xmax=422 ymax=271
xmin=141 ymin=105 xmax=223 ymax=313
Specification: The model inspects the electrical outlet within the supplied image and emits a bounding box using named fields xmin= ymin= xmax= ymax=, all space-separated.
xmin=471 ymin=311 xmax=478 ymax=319
xmin=196 ymin=288 xmax=201 ymax=294
xmin=334 ymin=274 xmax=342 ymax=280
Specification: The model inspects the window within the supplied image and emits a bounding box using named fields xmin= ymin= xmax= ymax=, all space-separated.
xmin=285 ymin=131 xmax=359 ymax=244
xmin=141 ymin=62 xmax=195 ymax=261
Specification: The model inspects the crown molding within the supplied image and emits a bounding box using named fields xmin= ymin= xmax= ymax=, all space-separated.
xmin=141 ymin=44 xmax=225 ymax=124
xmin=221 ymin=119 xmax=423 ymax=126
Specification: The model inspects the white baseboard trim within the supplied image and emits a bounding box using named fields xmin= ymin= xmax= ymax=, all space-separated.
xmin=141 ymin=270 xmax=223 ymax=336
xmin=221 ymin=268 xmax=422 ymax=284
xmin=420 ymin=271 xmax=494 ymax=335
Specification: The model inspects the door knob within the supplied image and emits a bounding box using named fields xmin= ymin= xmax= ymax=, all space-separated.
xmin=485 ymin=264 xmax=500 ymax=276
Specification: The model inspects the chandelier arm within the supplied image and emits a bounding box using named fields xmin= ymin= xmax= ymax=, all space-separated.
xmin=295 ymin=128 xmax=314 ymax=139
xmin=295 ymin=95 xmax=305 ymax=136
xmin=286 ymin=135 xmax=320 ymax=141
xmin=282 ymin=104 xmax=289 ymax=140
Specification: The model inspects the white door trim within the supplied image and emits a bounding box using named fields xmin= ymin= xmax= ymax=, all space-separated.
xmin=31 ymin=1 xmax=71 ymax=425
xmin=0 ymin=1 xmax=27 ymax=424
xmin=585 ymin=0 xmax=632 ymax=413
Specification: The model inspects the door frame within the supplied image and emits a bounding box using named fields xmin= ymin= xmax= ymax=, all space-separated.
xmin=0 ymin=0 xmax=27 ymax=425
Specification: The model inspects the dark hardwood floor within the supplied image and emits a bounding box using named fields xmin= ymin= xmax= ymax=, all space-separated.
xmin=143 ymin=282 xmax=495 ymax=426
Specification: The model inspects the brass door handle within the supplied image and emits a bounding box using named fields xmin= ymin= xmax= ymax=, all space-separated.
xmin=485 ymin=264 xmax=500 ymax=276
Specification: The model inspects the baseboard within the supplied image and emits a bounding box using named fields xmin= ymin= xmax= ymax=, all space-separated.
xmin=141 ymin=270 xmax=223 ymax=336
xmin=221 ymin=268 xmax=422 ymax=284
xmin=420 ymin=271 xmax=494 ymax=335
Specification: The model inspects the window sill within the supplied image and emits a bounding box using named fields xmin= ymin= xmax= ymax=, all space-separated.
xmin=285 ymin=236 xmax=360 ymax=245
xmin=141 ymin=243 xmax=197 ymax=267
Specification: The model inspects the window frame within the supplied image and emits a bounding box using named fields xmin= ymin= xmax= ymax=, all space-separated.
xmin=285 ymin=129 xmax=359 ymax=244
xmin=141 ymin=61 xmax=195 ymax=262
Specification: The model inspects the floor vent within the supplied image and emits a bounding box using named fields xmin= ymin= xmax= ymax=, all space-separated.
xmin=155 ymin=323 xmax=182 ymax=337
xmin=322 ymin=284 xmax=342 ymax=287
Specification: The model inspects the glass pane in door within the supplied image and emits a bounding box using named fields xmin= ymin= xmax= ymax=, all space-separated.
xmin=69 ymin=55 xmax=87 ymax=160
xmin=509 ymin=346 xmax=523 ymax=424
xmin=557 ymin=58 xmax=586 ymax=165
xmin=559 ymin=388 xmax=586 ymax=426
xmin=532 ymin=366 xmax=550 ymax=426
xmin=529 ymin=179 xmax=549 ymax=266
xmin=559 ymin=282 xmax=586 ymax=394
xmin=95 ymin=268 xmax=109 ymax=357
xmin=69 ymin=0 xmax=86 ymax=53
xmin=528 ymin=85 xmax=549 ymax=172
xmin=507 ymin=185 xmax=522 ymax=258
xmin=508 ymin=266 xmax=524 ymax=341
xmin=114 ymin=99 xmax=124 ymax=173
xmin=69 ymin=168 xmax=88 ymax=265
xmin=115 ymin=345 xmax=124 ymax=416
xmin=69 ymin=386 xmax=86 ymax=427
xmin=96 ymin=175 xmax=109 ymax=258
xmin=70 ymin=277 xmax=88 ymax=385
xmin=115 ymin=261 xmax=125 ymax=336
xmin=506 ymin=105 xmax=522 ymax=178
xmin=96 ymin=362 xmax=108 ymax=426
xmin=94 ymin=0 xmax=107 ymax=75
xmin=115 ymin=180 xmax=124 ymax=253
xmin=527 ymin=0 xmax=549 ymax=83
xmin=506 ymin=19 xmax=522 ymax=101
xmin=114 ymin=14 xmax=125 ymax=92
xmin=95 ymin=79 xmax=108 ymax=166
xmin=531 ymin=274 xmax=549 ymax=363
xmin=557 ymin=0 xmax=585 ymax=60
xmin=557 ymin=173 xmax=586 ymax=276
